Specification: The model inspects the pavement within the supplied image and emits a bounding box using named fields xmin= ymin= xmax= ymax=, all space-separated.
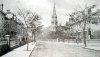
xmin=85 ymin=46 xmax=100 ymax=51
xmin=30 ymin=41 xmax=100 ymax=57
xmin=1 ymin=42 xmax=36 ymax=57
xmin=44 ymin=41 xmax=100 ymax=51
xmin=1 ymin=41 xmax=100 ymax=57
xmin=85 ymin=43 xmax=100 ymax=51
xmin=64 ymin=42 xmax=100 ymax=51
xmin=85 ymin=39 xmax=100 ymax=51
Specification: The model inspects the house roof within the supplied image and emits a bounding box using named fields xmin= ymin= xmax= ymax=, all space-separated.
xmin=0 ymin=9 xmax=6 ymax=15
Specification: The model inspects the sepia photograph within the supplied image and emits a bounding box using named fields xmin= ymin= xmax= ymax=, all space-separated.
xmin=0 ymin=0 xmax=100 ymax=57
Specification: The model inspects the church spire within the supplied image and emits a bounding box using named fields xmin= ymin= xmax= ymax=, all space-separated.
xmin=52 ymin=0 xmax=56 ymax=17
xmin=51 ymin=0 xmax=58 ymax=26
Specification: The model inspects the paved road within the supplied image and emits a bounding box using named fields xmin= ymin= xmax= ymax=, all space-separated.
xmin=30 ymin=42 xmax=100 ymax=57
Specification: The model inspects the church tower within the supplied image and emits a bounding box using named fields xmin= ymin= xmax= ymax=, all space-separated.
xmin=51 ymin=0 xmax=58 ymax=31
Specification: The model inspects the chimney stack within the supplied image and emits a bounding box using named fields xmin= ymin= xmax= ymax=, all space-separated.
xmin=1 ymin=4 xmax=3 ymax=10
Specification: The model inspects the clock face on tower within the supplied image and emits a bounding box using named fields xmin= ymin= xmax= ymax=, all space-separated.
xmin=6 ymin=13 xmax=13 ymax=19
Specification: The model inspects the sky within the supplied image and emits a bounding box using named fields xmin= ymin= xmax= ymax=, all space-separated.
xmin=0 ymin=0 xmax=100 ymax=28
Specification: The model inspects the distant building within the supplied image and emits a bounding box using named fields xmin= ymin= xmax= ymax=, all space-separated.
xmin=69 ymin=18 xmax=89 ymax=39
xmin=68 ymin=17 xmax=100 ymax=39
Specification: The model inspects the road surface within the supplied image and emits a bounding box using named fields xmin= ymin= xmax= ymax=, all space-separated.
xmin=30 ymin=42 xmax=100 ymax=57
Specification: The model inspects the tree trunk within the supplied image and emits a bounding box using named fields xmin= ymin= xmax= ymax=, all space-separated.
xmin=33 ymin=32 xmax=36 ymax=42
xmin=83 ymin=23 xmax=87 ymax=47
xmin=83 ymin=30 xmax=87 ymax=47
xmin=26 ymin=27 xmax=29 ymax=51
xmin=89 ymin=21 xmax=92 ymax=39
xmin=27 ymin=41 xmax=29 ymax=51
xmin=32 ymin=31 xmax=34 ymax=44
xmin=26 ymin=32 xmax=29 ymax=51
xmin=89 ymin=28 xmax=92 ymax=39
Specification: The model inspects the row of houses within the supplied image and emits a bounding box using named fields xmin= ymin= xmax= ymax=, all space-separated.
xmin=0 ymin=4 xmax=30 ymax=55
xmin=0 ymin=5 xmax=27 ymax=43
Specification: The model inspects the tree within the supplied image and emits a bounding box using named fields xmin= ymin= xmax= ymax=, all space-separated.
xmin=80 ymin=5 xmax=100 ymax=47
xmin=68 ymin=5 xmax=100 ymax=47
xmin=68 ymin=12 xmax=82 ymax=44
xmin=27 ymin=13 xmax=42 ymax=43
xmin=17 ymin=8 xmax=42 ymax=50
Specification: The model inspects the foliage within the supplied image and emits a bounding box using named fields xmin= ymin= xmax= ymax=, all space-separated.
xmin=17 ymin=8 xmax=42 ymax=50
xmin=68 ymin=4 xmax=100 ymax=47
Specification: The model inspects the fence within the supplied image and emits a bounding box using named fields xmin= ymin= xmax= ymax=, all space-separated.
xmin=10 ymin=38 xmax=20 ymax=49
xmin=38 ymin=39 xmax=82 ymax=43
xmin=0 ymin=37 xmax=27 ymax=56
xmin=86 ymin=39 xmax=100 ymax=46
xmin=0 ymin=39 xmax=8 ymax=56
